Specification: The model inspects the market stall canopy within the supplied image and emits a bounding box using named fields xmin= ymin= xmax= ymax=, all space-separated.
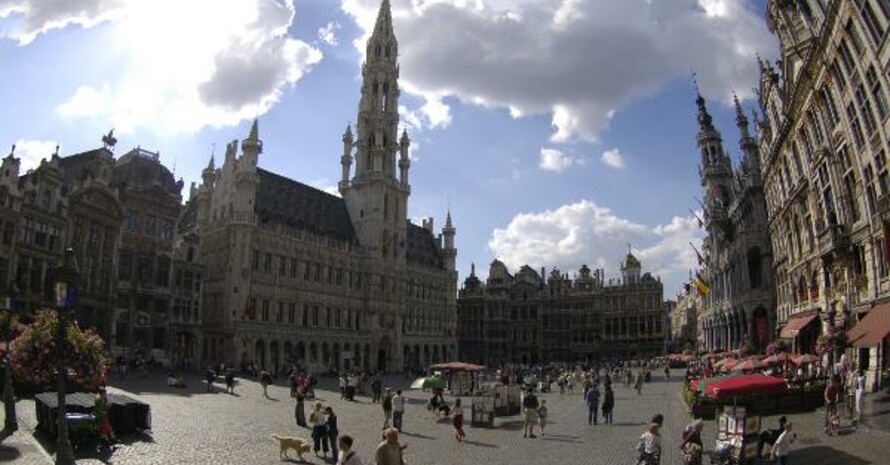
xmin=848 ymin=302 xmax=890 ymax=348
xmin=705 ymin=375 xmax=787 ymax=400
xmin=694 ymin=372 xmax=746 ymax=393
xmin=429 ymin=362 xmax=486 ymax=371
xmin=778 ymin=314 xmax=818 ymax=339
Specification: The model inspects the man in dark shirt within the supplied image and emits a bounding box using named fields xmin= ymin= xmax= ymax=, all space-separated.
xmin=522 ymin=389 xmax=539 ymax=438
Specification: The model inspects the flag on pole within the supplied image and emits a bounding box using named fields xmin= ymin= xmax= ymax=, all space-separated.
xmin=693 ymin=272 xmax=710 ymax=296
xmin=689 ymin=242 xmax=705 ymax=266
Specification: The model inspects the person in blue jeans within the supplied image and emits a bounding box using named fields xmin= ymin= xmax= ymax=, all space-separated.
xmin=325 ymin=407 xmax=339 ymax=463
xmin=585 ymin=384 xmax=600 ymax=425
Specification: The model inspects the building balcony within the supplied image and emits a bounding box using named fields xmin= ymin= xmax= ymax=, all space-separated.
xmin=817 ymin=224 xmax=850 ymax=260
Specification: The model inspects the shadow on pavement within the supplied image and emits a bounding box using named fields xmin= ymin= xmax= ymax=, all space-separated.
xmin=793 ymin=445 xmax=872 ymax=465
xmin=400 ymin=431 xmax=435 ymax=440
xmin=461 ymin=439 xmax=499 ymax=448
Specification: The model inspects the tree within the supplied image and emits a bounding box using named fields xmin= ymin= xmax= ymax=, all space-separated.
xmin=10 ymin=310 xmax=107 ymax=393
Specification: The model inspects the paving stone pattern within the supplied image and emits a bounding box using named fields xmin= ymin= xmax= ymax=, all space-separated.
xmin=5 ymin=370 xmax=889 ymax=465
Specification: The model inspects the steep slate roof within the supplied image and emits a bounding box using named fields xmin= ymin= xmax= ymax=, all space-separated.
xmin=406 ymin=222 xmax=443 ymax=269
xmin=57 ymin=149 xmax=106 ymax=186
xmin=113 ymin=150 xmax=180 ymax=195
xmin=254 ymin=168 xmax=356 ymax=242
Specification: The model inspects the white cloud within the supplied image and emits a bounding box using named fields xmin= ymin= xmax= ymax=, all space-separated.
xmin=342 ymin=0 xmax=776 ymax=142
xmin=488 ymin=200 xmax=705 ymax=293
xmin=13 ymin=139 xmax=59 ymax=172
xmin=538 ymin=147 xmax=573 ymax=172
xmin=309 ymin=178 xmax=341 ymax=197
xmin=600 ymin=148 xmax=625 ymax=169
xmin=0 ymin=0 xmax=124 ymax=45
xmin=56 ymin=85 xmax=108 ymax=117
xmin=317 ymin=20 xmax=340 ymax=46
xmin=4 ymin=0 xmax=322 ymax=134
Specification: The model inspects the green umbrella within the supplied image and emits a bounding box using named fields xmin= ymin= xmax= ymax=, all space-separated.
xmin=410 ymin=377 xmax=445 ymax=390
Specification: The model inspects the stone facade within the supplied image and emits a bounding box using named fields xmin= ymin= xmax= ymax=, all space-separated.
xmin=0 ymin=144 xmax=187 ymax=363
xmin=457 ymin=253 xmax=665 ymax=366
xmin=184 ymin=0 xmax=457 ymax=374
xmin=671 ymin=287 xmax=698 ymax=350
xmin=757 ymin=0 xmax=890 ymax=391
xmin=694 ymin=87 xmax=776 ymax=353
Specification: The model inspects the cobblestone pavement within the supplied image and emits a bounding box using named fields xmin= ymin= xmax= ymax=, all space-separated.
xmin=5 ymin=370 xmax=889 ymax=464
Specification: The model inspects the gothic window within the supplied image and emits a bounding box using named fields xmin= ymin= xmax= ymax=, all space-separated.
xmin=143 ymin=215 xmax=157 ymax=237
xmin=866 ymin=66 xmax=888 ymax=120
xmin=262 ymin=300 xmax=270 ymax=322
xmin=854 ymin=0 xmax=885 ymax=44
xmin=855 ymin=84 xmax=877 ymax=134
xmin=747 ymin=247 xmax=763 ymax=289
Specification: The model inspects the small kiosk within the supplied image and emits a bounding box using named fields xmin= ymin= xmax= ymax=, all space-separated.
xmin=471 ymin=387 xmax=496 ymax=427
xmin=715 ymin=405 xmax=760 ymax=464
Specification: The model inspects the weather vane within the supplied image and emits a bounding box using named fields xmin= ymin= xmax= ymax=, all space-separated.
xmin=101 ymin=129 xmax=118 ymax=151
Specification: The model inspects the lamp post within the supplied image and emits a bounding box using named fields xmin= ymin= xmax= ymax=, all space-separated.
xmin=2 ymin=312 xmax=18 ymax=432
xmin=53 ymin=248 xmax=78 ymax=465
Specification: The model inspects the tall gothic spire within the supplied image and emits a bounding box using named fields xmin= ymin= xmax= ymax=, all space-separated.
xmin=733 ymin=91 xmax=750 ymax=139
xmin=693 ymin=73 xmax=714 ymax=133
xmin=373 ymin=0 xmax=394 ymax=39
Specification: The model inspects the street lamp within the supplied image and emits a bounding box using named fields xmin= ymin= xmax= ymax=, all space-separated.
xmin=53 ymin=248 xmax=79 ymax=465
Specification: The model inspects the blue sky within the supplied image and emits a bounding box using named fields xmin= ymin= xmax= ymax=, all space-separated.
xmin=0 ymin=0 xmax=777 ymax=297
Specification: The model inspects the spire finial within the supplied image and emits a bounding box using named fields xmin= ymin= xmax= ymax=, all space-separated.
xmin=693 ymin=73 xmax=714 ymax=132
xmin=373 ymin=0 xmax=394 ymax=38
xmin=470 ymin=262 xmax=476 ymax=277
xmin=9 ymin=144 xmax=15 ymax=156
xmin=248 ymin=118 xmax=259 ymax=141
xmin=733 ymin=91 xmax=750 ymax=136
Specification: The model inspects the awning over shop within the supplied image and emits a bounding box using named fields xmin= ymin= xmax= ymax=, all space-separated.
xmin=849 ymin=303 xmax=890 ymax=348
xmin=779 ymin=314 xmax=818 ymax=339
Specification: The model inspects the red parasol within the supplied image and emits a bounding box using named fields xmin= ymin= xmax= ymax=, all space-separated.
xmin=792 ymin=354 xmax=820 ymax=366
xmin=761 ymin=353 xmax=791 ymax=365
xmin=732 ymin=359 xmax=765 ymax=371
xmin=705 ymin=375 xmax=787 ymax=400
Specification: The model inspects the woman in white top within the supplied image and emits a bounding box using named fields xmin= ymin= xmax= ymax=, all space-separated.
xmin=771 ymin=422 xmax=795 ymax=465
xmin=854 ymin=370 xmax=866 ymax=425
xmin=636 ymin=422 xmax=662 ymax=465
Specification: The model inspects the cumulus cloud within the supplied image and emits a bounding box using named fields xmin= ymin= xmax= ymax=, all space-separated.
xmin=488 ymin=200 xmax=705 ymax=293
xmin=341 ymin=0 xmax=776 ymax=141
xmin=2 ymin=0 xmax=322 ymax=134
xmin=12 ymin=139 xmax=60 ymax=172
xmin=0 ymin=0 xmax=124 ymax=44
xmin=317 ymin=20 xmax=340 ymax=46
xmin=600 ymin=148 xmax=624 ymax=169
xmin=538 ymin=147 xmax=574 ymax=172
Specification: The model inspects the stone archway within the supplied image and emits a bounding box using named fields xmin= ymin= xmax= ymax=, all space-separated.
xmin=363 ymin=344 xmax=371 ymax=371
xmin=322 ymin=343 xmax=330 ymax=370
xmin=403 ymin=345 xmax=411 ymax=372
xmin=333 ymin=343 xmax=341 ymax=372
xmin=296 ymin=342 xmax=306 ymax=363
xmin=270 ymin=341 xmax=280 ymax=373
xmin=284 ymin=341 xmax=293 ymax=365
xmin=309 ymin=342 xmax=318 ymax=365
xmin=377 ymin=336 xmax=392 ymax=372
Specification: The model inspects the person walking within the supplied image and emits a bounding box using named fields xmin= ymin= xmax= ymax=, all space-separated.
xmin=635 ymin=371 xmax=644 ymax=396
xmin=770 ymin=421 xmax=795 ymax=465
xmin=225 ymin=369 xmax=236 ymax=395
xmin=325 ymin=406 xmax=340 ymax=463
xmin=382 ymin=388 xmax=394 ymax=429
xmin=585 ymin=383 xmax=600 ymax=425
xmin=260 ymin=369 xmax=273 ymax=398
xmin=452 ymin=398 xmax=465 ymax=442
xmin=375 ymin=428 xmax=406 ymax=465
xmin=205 ymin=367 xmax=215 ymax=393
xmin=679 ymin=419 xmax=703 ymax=465
xmin=522 ymin=389 xmax=539 ymax=438
xmin=310 ymin=402 xmax=329 ymax=458
xmin=602 ymin=384 xmax=614 ymax=424
xmin=537 ymin=399 xmax=548 ymax=436
xmin=824 ymin=376 xmax=839 ymax=433
xmin=372 ymin=375 xmax=383 ymax=403
xmin=295 ymin=391 xmax=307 ymax=428
xmin=338 ymin=435 xmax=364 ymax=465
xmin=636 ymin=421 xmax=662 ymax=465
xmin=392 ymin=390 xmax=405 ymax=432
xmin=854 ymin=369 xmax=866 ymax=426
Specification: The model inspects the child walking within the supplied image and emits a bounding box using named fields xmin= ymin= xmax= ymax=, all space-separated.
xmin=453 ymin=399 xmax=465 ymax=442
xmin=538 ymin=399 xmax=548 ymax=436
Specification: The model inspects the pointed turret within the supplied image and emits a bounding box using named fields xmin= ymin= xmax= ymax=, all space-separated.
xmin=399 ymin=129 xmax=410 ymax=189
xmin=340 ymin=124 xmax=354 ymax=193
xmin=442 ymin=210 xmax=456 ymax=271
xmin=241 ymin=118 xmax=262 ymax=169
